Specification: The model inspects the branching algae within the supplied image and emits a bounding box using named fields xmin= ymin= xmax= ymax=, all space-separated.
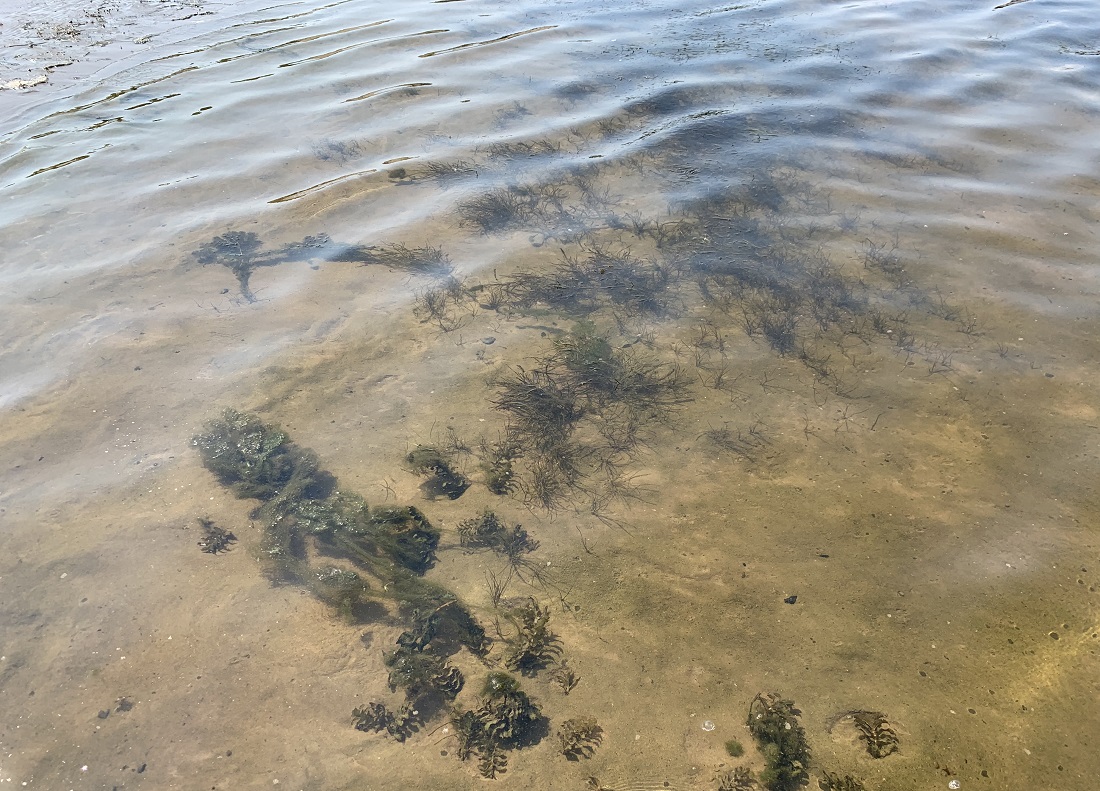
xmin=196 ymin=517 xmax=236 ymax=554
xmin=406 ymin=445 xmax=470 ymax=500
xmin=503 ymin=597 xmax=560 ymax=675
xmin=747 ymin=692 xmax=810 ymax=791
xmin=557 ymin=715 xmax=601 ymax=760
xmin=192 ymin=410 xmax=482 ymax=632
xmin=827 ymin=710 xmax=899 ymax=759
xmin=450 ymin=671 xmax=545 ymax=778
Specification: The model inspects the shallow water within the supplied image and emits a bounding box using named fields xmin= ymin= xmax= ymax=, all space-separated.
xmin=1 ymin=0 xmax=1098 ymax=789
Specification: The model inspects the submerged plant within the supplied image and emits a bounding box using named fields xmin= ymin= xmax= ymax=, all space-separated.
xmin=450 ymin=671 xmax=545 ymax=778
xmin=193 ymin=411 xmax=493 ymax=631
xmin=457 ymin=511 xmax=537 ymax=558
xmin=827 ymin=710 xmax=899 ymax=759
xmin=557 ymin=716 xmax=602 ymax=760
xmin=196 ymin=517 xmax=236 ymax=554
xmin=503 ymin=598 xmax=560 ymax=675
xmin=817 ymin=772 xmax=866 ymax=791
xmin=192 ymin=232 xmax=339 ymax=301
xmin=747 ymin=692 xmax=810 ymax=791
xmin=406 ymin=446 xmax=470 ymax=500
xmin=718 ymin=767 xmax=759 ymax=791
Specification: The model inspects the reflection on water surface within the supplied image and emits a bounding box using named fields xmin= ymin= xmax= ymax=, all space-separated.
xmin=1 ymin=0 xmax=1098 ymax=789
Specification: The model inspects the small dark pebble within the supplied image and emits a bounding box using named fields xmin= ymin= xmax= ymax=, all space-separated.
xmin=137 ymin=763 xmax=146 ymax=774
xmin=981 ymin=770 xmax=989 ymax=778
xmin=1049 ymin=631 xmax=1059 ymax=640
xmin=97 ymin=709 xmax=110 ymax=719
xmin=1045 ymin=372 xmax=1054 ymax=378
xmin=919 ymin=670 xmax=928 ymax=677
xmin=968 ymin=708 xmax=976 ymax=714
xmin=440 ymin=750 xmax=448 ymax=757
xmin=116 ymin=697 xmax=133 ymax=712
xmin=482 ymin=336 xmax=496 ymax=345
xmin=220 ymin=288 xmax=229 ymax=294
xmin=783 ymin=595 xmax=798 ymax=605
xmin=817 ymin=553 xmax=829 ymax=558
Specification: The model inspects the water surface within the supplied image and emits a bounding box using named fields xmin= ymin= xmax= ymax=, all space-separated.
xmin=1 ymin=0 xmax=1098 ymax=789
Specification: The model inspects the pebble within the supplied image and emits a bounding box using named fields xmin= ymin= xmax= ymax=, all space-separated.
xmin=702 ymin=720 xmax=715 ymax=731
xmin=482 ymin=336 xmax=496 ymax=345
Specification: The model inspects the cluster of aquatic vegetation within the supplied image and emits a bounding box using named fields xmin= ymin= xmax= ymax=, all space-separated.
xmin=405 ymin=445 xmax=470 ymax=500
xmin=193 ymin=409 xmax=458 ymax=616
xmin=714 ymin=693 xmax=901 ymax=791
xmin=747 ymin=693 xmax=811 ymax=791
xmin=482 ymin=321 xmax=691 ymax=512
xmin=194 ymin=410 xmax=600 ymax=779
xmin=191 ymin=232 xmax=453 ymax=301
xmin=195 ymin=516 xmax=235 ymax=554
xmin=188 ymin=126 xmax=990 ymax=785
xmin=826 ymin=709 xmax=900 ymax=759
xmin=557 ymin=715 xmax=602 ymax=760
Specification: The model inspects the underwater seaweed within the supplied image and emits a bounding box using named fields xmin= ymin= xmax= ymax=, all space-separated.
xmin=827 ymin=710 xmax=899 ymax=759
xmin=457 ymin=511 xmax=537 ymax=558
xmin=503 ymin=598 xmax=560 ymax=675
xmin=449 ymin=671 xmax=545 ymax=778
xmin=496 ymin=244 xmax=671 ymax=317
xmin=548 ymin=659 xmax=579 ymax=694
xmin=557 ymin=716 xmax=602 ymax=760
xmin=196 ymin=517 xmax=236 ymax=554
xmin=747 ymin=692 xmax=810 ymax=791
xmin=818 ymin=771 xmax=866 ymax=791
xmin=356 ymin=243 xmax=454 ymax=277
xmin=406 ymin=445 xmax=470 ymax=500
xmin=718 ymin=767 xmax=759 ymax=791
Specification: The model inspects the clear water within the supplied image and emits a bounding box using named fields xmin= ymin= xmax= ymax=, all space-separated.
xmin=1 ymin=0 xmax=1098 ymax=788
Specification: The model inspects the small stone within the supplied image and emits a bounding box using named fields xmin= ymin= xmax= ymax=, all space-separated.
xmin=702 ymin=720 xmax=715 ymax=732
xmin=784 ymin=595 xmax=798 ymax=604
xmin=97 ymin=709 xmax=110 ymax=719
xmin=482 ymin=336 xmax=496 ymax=345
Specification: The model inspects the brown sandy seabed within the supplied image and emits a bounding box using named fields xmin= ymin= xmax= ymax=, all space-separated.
xmin=1 ymin=156 xmax=1099 ymax=791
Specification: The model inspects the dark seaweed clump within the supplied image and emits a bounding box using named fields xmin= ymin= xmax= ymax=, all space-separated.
xmin=192 ymin=231 xmax=457 ymax=301
xmin=503 ymin=598 xmax=560 ymax=675
xmin=827 ymin=710 xmax=899 ymax=759
xmin=557 ymin=715 xmax=602 ymax=760
xmin=450 ymin=671 xmax=546 ymax=778
xmin=747 ymin=692 xmax=810 ymax=791
xmin=489 ymin=244 xmax=672 ymax=319
xmin=818 ymin=771 xmax=866 ymax=791
xmin=196 ymin=517 xmax=236 ymax=553
xmin=192 ymin=410 xmax=481 ymax=637
xmin=718 ymin=766 xmax=759 ymax=791
xmin=192 ymin=231 xmax=339 ymax=302
xmin=457 ymin=511 xmax=537 ymax=558
xmin=488 ymin=321 xmax=690 ymax=510
xmin=406 ymin=445 xmax=470 ymax=500
xmin=353 ymin=607 xmax=470 ymax=742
